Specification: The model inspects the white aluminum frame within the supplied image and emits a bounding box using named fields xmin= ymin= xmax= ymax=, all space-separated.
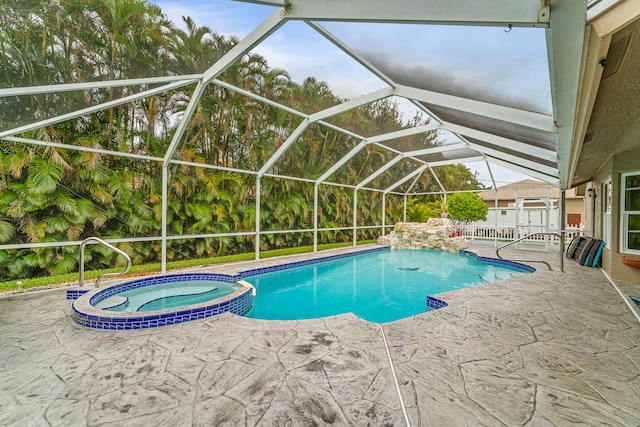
xmin=0 ymin=0 xmax=588 ymax=270
xmin=620 ymin=171 xmax=640 ymax=255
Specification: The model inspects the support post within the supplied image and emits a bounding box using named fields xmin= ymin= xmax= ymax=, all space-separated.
xmin=514 ymin=189 xmax=520 ymax=248
xmin=403 ymin=195 xmax=407 ymax=222
xmin=161 ymin=166 xmax=168 ymax=273
xmin=382 ymin=193 xmax=386 ymax=236
xmin=560 ymin=189 xmax=566 ymax=273
xmin=494 ymin=190 xmax=498 ymax=247
xmin=545 ymin=188 xmax=551 ymax=251
xmin=591 ymin=183 xmax=597 ymax=237
xmin=255 ymin=177 xmax=261 ymax=260
xmin=353 ymin=189 xmax=358 ymax=246
xmin=313 ymin=183 xmax=319 ymax=252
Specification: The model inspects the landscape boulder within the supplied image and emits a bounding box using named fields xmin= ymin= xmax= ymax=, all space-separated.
xmin=377 ymin=219 xmax=468 ymax=252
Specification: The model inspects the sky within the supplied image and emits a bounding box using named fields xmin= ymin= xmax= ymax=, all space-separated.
xmin=155 ymin=0 xmax=551 ymax=188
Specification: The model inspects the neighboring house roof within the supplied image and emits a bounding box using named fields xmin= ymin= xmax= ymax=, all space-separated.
xmin=477 ymin=179 xmax=575 ymax=201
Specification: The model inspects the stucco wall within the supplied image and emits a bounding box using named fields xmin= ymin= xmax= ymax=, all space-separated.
xmin=565 ymin=198 xmax=585 ymax=225
xmin=593 ymin=148 xmax=640 ymax=284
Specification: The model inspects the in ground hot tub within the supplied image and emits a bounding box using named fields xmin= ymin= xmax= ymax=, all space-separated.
xmin=71 ymin=273 xmax=254 ymax=330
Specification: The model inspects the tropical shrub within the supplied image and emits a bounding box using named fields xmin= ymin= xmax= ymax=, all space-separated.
xmin=447 ymin=192 xmax=489 ymax=221
xmin=0 ymin=0 xmax=483 ymax=280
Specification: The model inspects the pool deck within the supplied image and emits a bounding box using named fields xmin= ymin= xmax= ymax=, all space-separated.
xmin=1 ymin=243 xmax=639 ymax=426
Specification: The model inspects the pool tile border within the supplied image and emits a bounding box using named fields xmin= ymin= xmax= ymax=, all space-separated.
xmin=71 ymin=272 xmax=252 ymax=330
xmin=69 ymin=246 xmax=390 ymax=330
xmin=66 ymin=289 xmax=90 ymax=300
xmin=238 ymin=246 xmax=389 ymax=278
xmin=87 ymin=273 xmax=241 ymax=306
xmin=69 ymin=246 xmax=534 ymax=330
xmin=459 ymin=249 xmax=537 ymax=272
xmin=72 ymin=287 xmax=252 ymax=330
xmin=426 ymin=295 xmax=448 ymax=310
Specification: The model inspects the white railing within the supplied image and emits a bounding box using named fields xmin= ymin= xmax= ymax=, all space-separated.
xmin=79 ymin=237 xmax=131 ymax=288
xmin=496 ymin=232 xmax=561 ymax=271
xmin=452 ymin=221 xmax=584 ymax=248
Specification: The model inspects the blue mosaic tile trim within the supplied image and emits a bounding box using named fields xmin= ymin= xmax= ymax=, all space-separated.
xmin=89 ymin=272 xmax=240 ymax=306
xmin=72 ymin=247 xmax=386 ymax=330
xmin=66 ymin=289 xmax=90 ymax=300
xmin=631 ymin=295 xmax=640 ymax=309
xmin=72 ymin=287 xmax=252 ymax=330
xmin=426 ymin=295 xmax=448 ymax=310
xmin=458 ymin=250 xmax=536 ymax=273
xmin=239 ymin=246 xmax=389 ymax=278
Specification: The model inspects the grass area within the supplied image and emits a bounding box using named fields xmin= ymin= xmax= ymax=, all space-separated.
xmin=0 ymin=240 xmax=377 ymax=294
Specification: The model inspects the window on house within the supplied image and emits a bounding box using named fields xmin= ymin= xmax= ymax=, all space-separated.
xmin=621 ymin=172 xmax=640 ymax=254
xmin=602 ymin=178 xmax=611 ymax=247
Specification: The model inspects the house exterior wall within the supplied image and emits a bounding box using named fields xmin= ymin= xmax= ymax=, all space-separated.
xmin=484 ymin=199 xmax=512 ymax=208
xmin=565 ymin=198 xmax=585 ymax=226
xmin=593 ymin=148 xmax=640 ymax=284
xmin=484 ymin=207 xmax=559 ymax=228
xmin=481 ymin=194 xmax=584 ymax=227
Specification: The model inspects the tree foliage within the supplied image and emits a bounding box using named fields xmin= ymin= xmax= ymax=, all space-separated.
xmin=0 ymin=0 xmax=484 ymax=280
xmin=447 ymin=193 xmax=488 ymax=222
xmin=406 ymin=198 xmax=440 ymax=222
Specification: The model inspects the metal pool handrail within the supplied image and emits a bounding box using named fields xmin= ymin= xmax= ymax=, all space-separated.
xmin=79 ymin=237 xmax=131 ymax=288
xmin=496 ymin=232 xmax=563 ymax=272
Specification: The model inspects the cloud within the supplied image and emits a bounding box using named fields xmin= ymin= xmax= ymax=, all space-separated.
xmin=359 ymin=50 xmax=548 ymax=113
xmin=155 ymin=4 xmax=386 ymax=99
xmin=155 ymin=0 xmax=271 ymax=37
xmin=248 ymin=20 xmax=390 ymax=99
xmin=321 ymin=22 xmax=552 ymax=113
xmin=252 ymin=42 xmax=387 ymax=99
xmin=472 ymin=162 xmax=535 ymax=187
xmin=151 ymin=1 xmax=547 ymax=183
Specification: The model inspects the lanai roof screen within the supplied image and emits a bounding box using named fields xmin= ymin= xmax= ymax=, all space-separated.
xmin=312 ymin=20 xmax=554 ymax=183
xmin=2 ymin=0 xmax=587 ymax=190
xmin=238 ymin=7 xmax=558 ymax=186
xmin=320 ymin=23 xmax=554 ymax=144
xmin=321 ymin=23 xmax=552 ymax=113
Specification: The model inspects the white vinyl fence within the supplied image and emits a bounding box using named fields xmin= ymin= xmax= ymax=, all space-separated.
xmin=451 ymin=221 xmax=585 ymax=250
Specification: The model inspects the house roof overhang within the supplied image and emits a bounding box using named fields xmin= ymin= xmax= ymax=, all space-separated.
xmin=569 ymin=1 xmax=640 ymax=187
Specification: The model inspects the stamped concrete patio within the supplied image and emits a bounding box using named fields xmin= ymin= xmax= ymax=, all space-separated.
xmin=0 ymin=244 xmax=639 ymax=426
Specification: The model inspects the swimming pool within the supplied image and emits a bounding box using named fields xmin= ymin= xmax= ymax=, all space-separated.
xmin=69 ymin=247 xmax=533 ymax=329
xmin=245 ymin=249 xmax=532 ymax=323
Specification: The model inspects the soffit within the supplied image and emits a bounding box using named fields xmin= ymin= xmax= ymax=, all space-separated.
xmin=575 ymin=17 xmax=640 ymax=185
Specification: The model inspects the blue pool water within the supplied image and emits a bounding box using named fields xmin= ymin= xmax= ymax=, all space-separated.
xmin=245 ymin=249 xmax=530 ymax=323
xmin=94 ymin=280 xmax=242 ymax=312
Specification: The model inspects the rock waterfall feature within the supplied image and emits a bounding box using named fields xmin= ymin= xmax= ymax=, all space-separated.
xmin=377 ymin=219 xmax=468 ymax=252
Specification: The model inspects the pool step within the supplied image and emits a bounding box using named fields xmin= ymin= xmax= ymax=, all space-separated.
xmin=495 ymin=272 xmax=519 ymax=280
xmin=479 ymin=272 xmax=494 ymax=283
xmin=480 ymin=271 xmax=525 ymax=283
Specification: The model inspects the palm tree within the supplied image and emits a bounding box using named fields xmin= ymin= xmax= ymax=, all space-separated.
xmin=170 ymin=16 xmax=224 ymax=74
xmin=0 ymin=0 xmax=486 ymax=279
